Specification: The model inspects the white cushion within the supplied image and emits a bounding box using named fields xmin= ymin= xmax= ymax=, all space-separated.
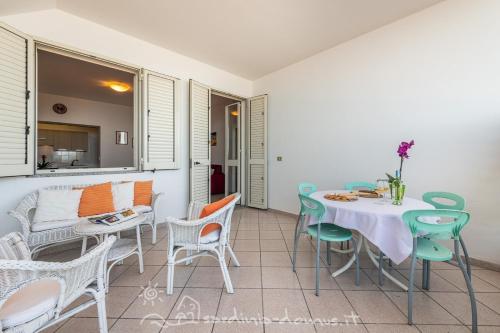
xmin=112 ymin=182 xmax=134 ymax=211
xmin=31 ymin=219 xmax=81 ymax=232
xmin=0 ymin=279 xmax=60 ymax=329
xmin=33 ymin=189 xmax=83 ymax=223
xmin=200 ymin=229 xmax=220 ymax=244
xmin=133 ymin=205 xmax=152 ymax=214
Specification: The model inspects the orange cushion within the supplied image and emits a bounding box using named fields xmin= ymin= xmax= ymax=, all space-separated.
xmin=199 ymin=195 xmax=236 ymax=236
xmin=134 ymin=181 xmax=153 ymax=206
xmin=78 ymin=182 xmax=115 ymax=217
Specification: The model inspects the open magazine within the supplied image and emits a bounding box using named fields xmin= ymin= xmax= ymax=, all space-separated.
xmin=88 ymin=209 xmax=138 ymax=226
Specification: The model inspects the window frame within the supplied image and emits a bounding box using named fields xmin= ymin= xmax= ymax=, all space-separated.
xmin=34 ymin=42 xmax=142 ymax=175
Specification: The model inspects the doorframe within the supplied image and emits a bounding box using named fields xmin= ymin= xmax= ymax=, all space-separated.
xmin=210 ymin=89 xmax=247 ymax=205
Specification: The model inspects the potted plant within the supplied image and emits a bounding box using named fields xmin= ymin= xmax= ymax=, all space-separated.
xmin=386 ymin=140 xmax=414 ymax=205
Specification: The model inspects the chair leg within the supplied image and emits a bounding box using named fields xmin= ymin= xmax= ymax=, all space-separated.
xmin=292 ymin=215 xmax=303 ymax=272
xmin=81 ymin=236 xmax=88 ymax=256
xmin=226 ymin=244 xmax=240 ymax=267
xmin=152 ymin=222 xmax=157 ymax=245
xmin=218 ymin=252 xmax=234 ymax=294
xmin=351 ymin=237 xmax=360 ymax=286
xmin=378 ymin=251 xmax=385 ymax=286
xmin=96 ymin=293 xmax=108 ymax=333
xmin=340 ymin=241 xmax=344 ymax=250
xmin=422 ymin=260 xmax=431 ymax=290
xmin=460 ymin=236 xmax=472 ymax=280
xmin=408 ymin=239 xmax=418 ymax=325
xmin=315 ymin=235 xmax=321 ymax=296
xmin=455 ymin=240 xmax=477 ymax=333
xmin=166 ymin=261 xmax=175 ymax=295
xmin=346 ymin=240 xmax=350 ymax=250
xmin=326 ymin=241 xmax=331 ymax=266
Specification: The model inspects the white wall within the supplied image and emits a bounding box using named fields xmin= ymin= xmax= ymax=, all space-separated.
xmin=253 ymin=0 xmax=500 ymax=264
xmin=38 ymin=93 xmax=134 ymax=168
xmin=0 ymin=9 xmax=252 ymax=235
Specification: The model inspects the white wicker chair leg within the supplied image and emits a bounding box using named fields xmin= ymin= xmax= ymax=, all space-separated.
xmin=81 ymin=236 xmax=88 ymax=256
xmin=166 ymin=261 xmax=175 ymax=295
xmin=186 ymin=250 xmax=193 ymax=265
xmin=96 ymin=294 xmax=108 ymax=333
xmin=151 ymin=223 xmax=157 ymax=244
xmin=226 ymin=244 xmax=240 ymax=267
xmin=136 ymin=225 xmax=144 ymax=274
xmin=219 ymin=257 xmax=234 ymax=294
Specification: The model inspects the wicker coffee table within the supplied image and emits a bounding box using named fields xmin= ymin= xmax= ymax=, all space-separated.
xmin=74 ymin=214 xmax=146 ymax=290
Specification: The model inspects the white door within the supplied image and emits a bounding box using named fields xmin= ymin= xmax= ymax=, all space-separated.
xmin=247 ymin=95 xmax=268 ymax=209
xmin=189 ymin=80 xmax=211 ymax=203
xmin=225 ymin=102 xmax=241 ymax=197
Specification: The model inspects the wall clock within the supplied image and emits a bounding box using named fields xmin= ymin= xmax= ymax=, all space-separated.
xmin=52 ymin=103 xmax=67 ymax=114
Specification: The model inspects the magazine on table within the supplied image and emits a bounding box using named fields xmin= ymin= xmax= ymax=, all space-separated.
xmin=88 ymin=209 xmax=138 ymax=226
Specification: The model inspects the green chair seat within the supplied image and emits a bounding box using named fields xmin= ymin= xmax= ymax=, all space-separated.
xmin=416 ymin=238 xmax=453 ymax=262
xmin=307 ymin=224 xmax=352 ymax=242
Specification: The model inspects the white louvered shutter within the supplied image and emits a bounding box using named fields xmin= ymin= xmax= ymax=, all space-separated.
xmin=247 ymin=95 xmax=267 ymax=209
xmin=142 ymin=70 xmax=180 ymax=170
xmin=189 ymin=80 xmax=211 ymax=204
xmin=0 ymin=24 xmax=34 ymax=177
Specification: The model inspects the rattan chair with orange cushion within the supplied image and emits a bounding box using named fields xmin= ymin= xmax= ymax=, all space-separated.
xmin=164 ymin=194 xmax=241 ymax=294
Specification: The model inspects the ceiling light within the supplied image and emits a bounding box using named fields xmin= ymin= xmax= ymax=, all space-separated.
xmin=101 ymin=81 xmax=131 ymax=92
xmin=231 ymin=111 xmax=239 ymax=116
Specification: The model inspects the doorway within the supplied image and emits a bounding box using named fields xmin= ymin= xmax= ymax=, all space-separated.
xmin=210 ymin=94 xmax=241 ymax=202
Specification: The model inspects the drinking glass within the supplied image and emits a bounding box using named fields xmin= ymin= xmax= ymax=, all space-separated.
xmin=376 ymin=179 xmax=390 ymax=203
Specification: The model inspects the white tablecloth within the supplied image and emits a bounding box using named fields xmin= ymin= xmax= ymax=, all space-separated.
xmin=310 ymin=190 xmax=434 ymax=264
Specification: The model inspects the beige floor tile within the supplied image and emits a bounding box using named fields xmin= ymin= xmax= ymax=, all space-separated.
xmin=169 ymin=288 xmax=222 ymax=319
xmin=263 ymin=289 xmax=311 ymax=321
xmin=143 ymin=250 xmax=168 ymax=266
xmin=303 ymin=289 xmax=357 ymax=323
xmin=397 ymin=269 xmax=461 ymax=292
xmin=151 ymin=266 xmax=195 ymax=288
xmin=295 ymin=267 xmax=340 ymax=290
xmin=231 ymin=251 xmax=261 ymax=266
xmin=435 ymin=270 xmax=499 ymax=292
xmin=260 ymin=239 xmax=288 ymax=251
xmin=228 ymin=266 xmax=262 ymax=288
xmin=473 ymin=270 xmax=500 ymax=286
xmin=315 ymin=323 xmax=368 ymax=332
xmin=364 ymin=324 xmax=419 ymax=332
xmin=416 ymin=324 xmax=471 ymax=333
xmin=122 ymin=287 xmax=181 ymax=319
xmin=344 ymin=290 xmax=407 ymax=324
xmin=264 ymin=322 xmax=316 ymax=333
xmin=108 ymin=264 xmax=130 ymax=283
xmin=472 ymin=326 xmax=500 ymax=332
xmin=279 ymin=223 xmax=298 ymax=231
xmin=363 ymin=268 xmax=406 ymax=291
xmin=187 ymin=266 xmax=225 ymax=288
xmin=260 ymin=222 xmax=281 ymax=231
xmin=335 ymin=270 xmax=379 ymax=291
xmin=234 ymin=239 xmax=260 ymax=251
xmin=111 ymin=265 xmax=162 ymax=287
xmin=217 ymin=289 xmax=263 ymax=319
xmin=152 ymin=237 xmax=168 ymax=251
xmin=281 ymin=229 xmax=297 ymax=239
xmin=261 ymin=252 xmax=291 ymax=267
xmin=161 ymin=320 xmax=214 ymax=333
xmin=290 ymin=251 xmax=327 ymax=267
xmin=477 ymin=293 xmax=500 ymax=315
xmin=262 ymin=267 xmax=301 ymax=289
xmin=428 ymin=292 xmax=500 ymax=326
xmin=57 ymin=317 xmax=116 ymax=333
xmin=237 ymin=230 xmax=260 ymax=239
xmin=74 ymin=286 xmax=140 ymax=318
xmin=386 ymin=291 xmax=460 ymax=324
xmin=285 ymin=237 xmax=313 ymax=252
xmin=259 ymin=230 xmax=283 ymax=240
xmin=238 ymin=223 xmax=260 ymax=231
xmin=110 ymin=318 xmax=163 ymax=332
xmin=197 ymin=255 xmax=226 ymax=267
xmin=212 ymin=321 xmax=264 ymax=333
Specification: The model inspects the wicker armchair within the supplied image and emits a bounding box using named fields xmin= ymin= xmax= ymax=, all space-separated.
xmin=0 ymin=233 xmax=116 ymax=333
xmin=8 ymin=183 xmax=165 ymax=257
xmin=165 ymin=194 xmax=240 ymax=295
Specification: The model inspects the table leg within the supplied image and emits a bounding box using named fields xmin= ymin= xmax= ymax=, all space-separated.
xmin=81 ymin=236 xmax=88 ymax=256
xmin=331 ymin=235 xmax=363 ymax=278
xmin=136 ymin=225 xmax=144 ymax=274
xmin=364 ymin=238 xmax=408 ymax=291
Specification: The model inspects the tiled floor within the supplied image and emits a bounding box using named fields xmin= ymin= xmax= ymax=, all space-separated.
xmin=39 ymin=207 xmax=500 ymax=332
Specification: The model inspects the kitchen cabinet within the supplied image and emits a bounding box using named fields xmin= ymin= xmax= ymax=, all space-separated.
xmin=38 ymin=130 xmax=55 ymax=147
xmin=71 ymin=132 xmax=88 ymax=151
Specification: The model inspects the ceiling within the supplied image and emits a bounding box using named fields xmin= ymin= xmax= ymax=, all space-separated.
xmin=38 ymin=49 xmax=134 ymax=106
xmin=2 ymin=0 xmax=443 ymax=80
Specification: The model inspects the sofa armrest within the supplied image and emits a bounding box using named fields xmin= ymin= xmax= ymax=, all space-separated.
xmin=8 ymin=209 xmax=32 ymax=239
xmin=151 ymin=192 xmax=165 ymax=222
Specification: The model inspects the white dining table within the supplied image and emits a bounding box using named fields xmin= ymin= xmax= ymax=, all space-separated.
xmin=310 ymin=190 xmax=434 ymax=291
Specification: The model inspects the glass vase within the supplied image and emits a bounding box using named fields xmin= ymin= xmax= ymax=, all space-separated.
xmin=390 ymin=181 xmax=406 ymax=205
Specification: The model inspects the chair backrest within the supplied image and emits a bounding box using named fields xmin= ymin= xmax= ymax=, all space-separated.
xmin=402 ymin=209 xmax=470 ymax=239
xmin=422 ymin=192 xmax=465 ymax=211
xmin=344 ymin=182 xmax=377 ymax=191
xmin=298 ymin=182 xmax=317 ymax=197
xmin=298 ymin=194 xmax=325 ymax=221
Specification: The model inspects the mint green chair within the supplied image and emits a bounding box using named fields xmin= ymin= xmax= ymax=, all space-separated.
xmin=344 ymin=182 xmax=377 ymax=191
xmin=403 ymin=209 xmax=477 ymax=333
xmin=298 ymin=194 xmax=359 ymax=296
xmin=293 ymin=182 xmax=318 ymax=272
xmin=422 ymin=192 xmax=471 ymax=280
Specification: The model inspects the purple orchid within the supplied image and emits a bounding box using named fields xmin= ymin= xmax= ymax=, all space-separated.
xmin=397 ymin=140 xmax=415 ymax=159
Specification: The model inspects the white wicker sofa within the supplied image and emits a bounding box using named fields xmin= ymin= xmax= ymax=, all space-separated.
xmin=8 ymin=183 xmax=164 ymax=257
